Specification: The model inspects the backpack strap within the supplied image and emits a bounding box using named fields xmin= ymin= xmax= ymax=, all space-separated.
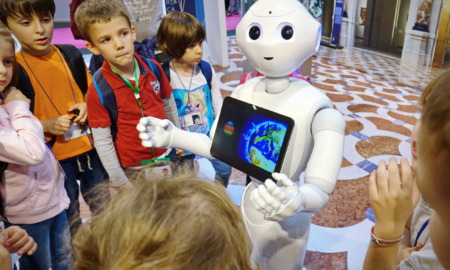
xmin=92 ymin=69 xmax=119 ymax=141
xmin=141 ymin=56 xmax=162 ymax=85
xmin=161 ymin=60 xmax=171 ymax=83
xmin=198 ymin=60 xmax=212 ymax=91
xmin=16 ymin=65 xmax=36 ymax=112
xmin=55 ymin=44 xmax=88 ymax=95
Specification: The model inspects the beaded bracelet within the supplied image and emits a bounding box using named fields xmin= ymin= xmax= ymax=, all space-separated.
xmin=370 ymin=226 xmax=404 ymax=247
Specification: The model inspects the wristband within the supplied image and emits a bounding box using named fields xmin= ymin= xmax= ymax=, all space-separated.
xmin=370 ymin=226 xmax=404 ymax=247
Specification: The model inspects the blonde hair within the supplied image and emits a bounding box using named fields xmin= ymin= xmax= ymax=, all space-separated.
xmin=420 ymin=70 xmax=450 ymax=193
xmin=74 ymin=0 xmax=131 ymax=42
xmin=157 ymin=11 xmax=206 ymax=59
xmin=0 ymin=26 xmax=18 ymax=90
xmin=72 ymin=174 xmax=254 ymax=270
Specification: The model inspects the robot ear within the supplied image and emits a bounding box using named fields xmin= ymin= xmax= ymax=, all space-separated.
xmin=314 ymin=26 xmax=322 ymax=52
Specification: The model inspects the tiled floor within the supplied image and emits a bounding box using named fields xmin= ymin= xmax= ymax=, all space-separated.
xmin=80 ymin=35 xmax=449 ymax=269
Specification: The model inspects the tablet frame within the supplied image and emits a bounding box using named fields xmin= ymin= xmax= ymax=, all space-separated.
xmin=210 ymin=97 xmax=295 ymax=181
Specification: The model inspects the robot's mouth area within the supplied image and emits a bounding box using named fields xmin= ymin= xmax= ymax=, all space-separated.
xmin=264 ymin=57 xmax=274 ymax=60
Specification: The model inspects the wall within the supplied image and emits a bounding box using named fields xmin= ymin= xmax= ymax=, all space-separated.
xmin=54 ymin=0 xmax=70 ymax=22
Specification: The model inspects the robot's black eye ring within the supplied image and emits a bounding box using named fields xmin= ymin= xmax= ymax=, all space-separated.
xmin=281 ymin=25 xmax=294 ymax=40
xmin=249 ymin=25 xmax=261 ymax=40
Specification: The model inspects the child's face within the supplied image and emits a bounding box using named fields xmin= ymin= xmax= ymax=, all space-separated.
xmin=0 ymin=39 xmax=15 ymax=93
xmin=6 ymin=13 xmax=54 ymax=57
xmin=86 ymin=16 xmax=136 ymax=74
xmin=179 ymin=42 xmax=203 ymax=67
xmin=417 ymin=124 xmax=450 ymax=268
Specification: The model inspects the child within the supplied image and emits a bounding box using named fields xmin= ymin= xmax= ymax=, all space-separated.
xmin=157 ymin=11 xmax=232 ymax=187
xmin=72 ymin=174 xmax=254 ymax=269
xmin=363 ymin=70 xmax=450 ymax=269
xmin=0 ymin=226 xmax=38 ymax=269
xmin=74 ymin=0 xmax=179 ymax=188
xmin=0 ymin=0 xmax=108 ymax=234
xmin=0 ymin=25 xmax=71 ymax=270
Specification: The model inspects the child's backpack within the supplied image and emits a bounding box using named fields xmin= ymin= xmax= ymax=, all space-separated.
xmin=92 ymin=55 xmax=163 ymax=141
xmin=16 ymin=44 xmax=88 ymax=112
xmin=161 ymin=60 xmax=212 ymax=91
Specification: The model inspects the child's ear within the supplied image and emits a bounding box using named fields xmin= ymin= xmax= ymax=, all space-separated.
xmin=131 ymin=26 xmax=137 ymax=42
xmin=85 ymin=42 xmax=101 ymax=56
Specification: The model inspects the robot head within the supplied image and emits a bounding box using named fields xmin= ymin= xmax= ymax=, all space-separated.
xmin=236 ymin=0 xmax=321 ymax=77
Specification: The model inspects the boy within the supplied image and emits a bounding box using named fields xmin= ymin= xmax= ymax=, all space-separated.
xmin=0 ymin=0 xmax=108 ymax=235
xmin=157 ymin=11 xmax=232 ymax=186
xmin=363 ymin=70 xmax=450 ymax=269
xmin=74 ymin=0 xmax=179 ymax=188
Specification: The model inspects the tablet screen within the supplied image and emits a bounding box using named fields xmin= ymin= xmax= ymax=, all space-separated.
xmin=211 ymin=97 xmax=294 ymax=181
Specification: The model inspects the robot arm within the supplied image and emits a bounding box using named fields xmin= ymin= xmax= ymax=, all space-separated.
xmin=251 ymin=108 xmax=345 ymax=220
xmin=304 ymin=108 xmax=345 ymax=195
xmin=137 ymin=117 xmax=214 ymax=159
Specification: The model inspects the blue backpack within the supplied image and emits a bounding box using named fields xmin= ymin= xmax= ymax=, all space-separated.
xmin=92 ymin=55 xmax=163 ymax=141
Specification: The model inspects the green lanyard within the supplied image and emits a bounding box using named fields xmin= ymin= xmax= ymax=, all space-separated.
xmin=111 ymin=59 xmax=144 ymax=116
xmin=111 ymin=59 xmax=169 ymax=165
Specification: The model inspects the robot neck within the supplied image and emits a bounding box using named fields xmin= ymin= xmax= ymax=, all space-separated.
xmin=264 ymin=76 xmax=290 ymax=94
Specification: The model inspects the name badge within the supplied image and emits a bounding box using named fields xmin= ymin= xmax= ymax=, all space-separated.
xmin=63 ymin=124 xmax=91 ymax=141
xmin=180 ymin=113 xmax=202 ymax=128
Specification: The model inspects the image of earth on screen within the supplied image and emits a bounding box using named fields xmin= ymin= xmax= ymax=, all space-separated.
xmin=234 ymin=114 xmax=288 ymax=173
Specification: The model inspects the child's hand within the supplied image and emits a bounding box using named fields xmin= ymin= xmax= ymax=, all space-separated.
xmin=42 ymin=115 xmax=72 ymax=135
xmin=0 ymin=226 xmax=37 ymax=256
xmin=68 ymin=102 xmax=87 ymax=124
xmin=397 ymin=243 xmax=424 ymax=263
xmin=369 ymin=158 xmax=415 ymax=239
xmin=3 ymin=87 xmax=30 ymax=104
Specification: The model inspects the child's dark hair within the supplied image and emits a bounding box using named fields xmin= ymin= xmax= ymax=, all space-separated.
xmin=157 ymin=11 xmax=206 ymax=59
xmin=74 ymin=0 xmax=132 ymax=42
xmin=0 ymin=0 xmax=55 ymax=27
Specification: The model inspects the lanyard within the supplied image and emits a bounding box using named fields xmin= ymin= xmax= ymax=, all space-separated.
xmin=111 ymin=58 xmax=168 ymax=164
xmin=413 ymin=218 xmax=430 ymax=247
xmin=111 ymin=58 xmax=144 ymax=116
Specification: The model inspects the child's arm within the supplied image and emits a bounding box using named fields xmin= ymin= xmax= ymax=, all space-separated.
xmin=209 ymin=66 xmax=223 ymax=117
xmin=363 ymin=158 xmax=415 ymax=270
xmin=163 ymin=93 xmax=181 ymax=128
xmin=1 ymin=87 xmax=46 ymax=165
xmin=90 ymin=127 xmax=132 ymax=190
xmin=0 ymin=245 xmax=11 ymax=270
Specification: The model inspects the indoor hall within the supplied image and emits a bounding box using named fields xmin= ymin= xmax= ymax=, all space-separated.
xmin=48 ymin=0 xmax=450 ymax=269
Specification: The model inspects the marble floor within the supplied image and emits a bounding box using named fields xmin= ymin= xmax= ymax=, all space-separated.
xmin=79 ymin=36 xmax=449 ymax=269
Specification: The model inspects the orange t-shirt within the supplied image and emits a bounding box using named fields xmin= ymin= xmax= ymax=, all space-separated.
xmin=16 ymin=46 xmax=93 ymax=160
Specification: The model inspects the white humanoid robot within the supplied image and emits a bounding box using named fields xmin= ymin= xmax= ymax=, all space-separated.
xmin=137 ymin=0 xmax=345 ymax=269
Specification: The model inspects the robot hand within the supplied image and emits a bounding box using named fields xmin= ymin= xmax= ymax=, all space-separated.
xmin=137 ymin=117 xmax=174 ymax=148
xmin=251 ymin=173 xmax=303 ymax=221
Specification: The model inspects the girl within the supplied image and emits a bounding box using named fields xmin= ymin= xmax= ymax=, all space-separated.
xmin=0 ymin=26 xmax=72 ymax=270
xmin=157 ymin=11 xmax=232 ymax=187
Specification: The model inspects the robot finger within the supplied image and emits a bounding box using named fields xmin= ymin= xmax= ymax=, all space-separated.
xmin=258 ymin=185 xmax=281 ymax=211
xmin=141 ymin=139 xmax=154 ymax=148
xmin=265 ymin=179 xmax=289 ymax=204
xmin=138 ymin=132 xmax=150 ymax=141
xmin=139 ymin=117 xmax=153 ymax=127
xmin=250 ymin=192 xmax=268 ymax=214
xmin=272 ymin=173 xmax=294 ymax=187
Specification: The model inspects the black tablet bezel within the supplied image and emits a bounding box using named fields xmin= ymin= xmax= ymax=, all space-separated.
xmin=210 ymin=97 xmax=294 ymax=181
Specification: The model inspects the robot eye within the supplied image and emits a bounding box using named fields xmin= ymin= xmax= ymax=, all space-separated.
xmin=281 ymin=25 xmax=294 ymax=40
xmin=249 ymin=25 xmax=261 ymax=40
